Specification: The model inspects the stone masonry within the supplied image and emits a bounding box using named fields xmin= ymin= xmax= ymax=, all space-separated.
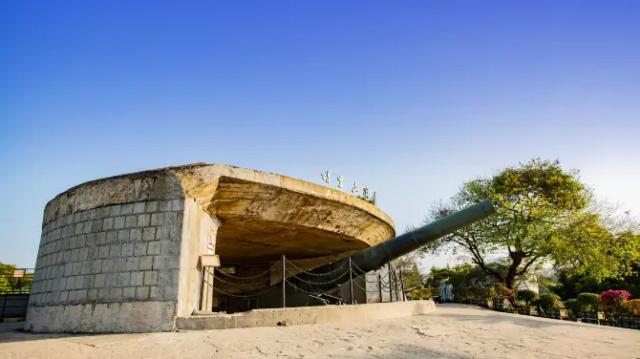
xmin=26 ymin=199 xmax=184 ymax=332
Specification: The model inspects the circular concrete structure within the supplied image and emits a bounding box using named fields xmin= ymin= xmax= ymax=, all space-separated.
xmin=26 ymin=163 xmax=395 ymax=332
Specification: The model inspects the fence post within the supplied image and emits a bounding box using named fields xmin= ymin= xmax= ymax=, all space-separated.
xmin=378 ymin=273 xmax=383 ymax=303
xmin=387 ymin=262 xmax=393 ymax=302
xmin=282 ymin=255 xmax=286 ymax=309
xmin=399 ymin=267 xmax=406 ymax=302
xmin=348 ymin=257 xmax=354 ymax=304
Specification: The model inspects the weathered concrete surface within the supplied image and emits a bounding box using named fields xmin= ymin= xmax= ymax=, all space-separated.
xmin=4 ymin=305 xmax=640 ymax=358
xmin=27 ymin=163 xmax=396 ymax=332
xmin=176 ymin=300 xmax=435 ymax=330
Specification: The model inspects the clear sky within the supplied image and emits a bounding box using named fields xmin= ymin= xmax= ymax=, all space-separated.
xmin=1 ymin=1 xmax=639 ymax=269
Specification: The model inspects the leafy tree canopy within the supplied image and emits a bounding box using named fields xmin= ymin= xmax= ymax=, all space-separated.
xmin=422 ymin=158 xmax=640 ymax=289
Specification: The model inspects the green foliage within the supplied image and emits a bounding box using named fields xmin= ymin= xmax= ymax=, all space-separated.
xmin=424 ymin=158 xmax=639 ymax=290
xmin=576 ymin=293 xmax=600 ymax=313
xmin=552 ymin=265 xmax=640 ymax=300
xmin=408 ymin=286 xmax=432 ymax=300
xmin=538 ymin=293 xmax=564 ymax=312
xmin=564 ymin=299 xmax=579 ymax=318
xmin=0 ymin=262 xmax=32 ymax=293
xmin=426 ymin=263 xmax=496 ymax=300
xmin=516 ymin=289 xmax=537 ymax=304
xmin=392 ymin=254 xmax=425 ymax=291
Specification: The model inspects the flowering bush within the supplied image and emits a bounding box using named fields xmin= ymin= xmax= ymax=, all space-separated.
xmin=599 ymin=290 xmax=631 ymax=320
xmin=599 ymin=289 xmax=631 ymax=306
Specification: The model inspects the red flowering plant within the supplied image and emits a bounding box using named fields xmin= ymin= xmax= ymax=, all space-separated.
xmin=599 ymin=290 xmax=631 ymax=321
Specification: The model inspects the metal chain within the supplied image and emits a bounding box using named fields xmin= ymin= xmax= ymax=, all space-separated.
xmin=213 ymin=265 xmax=274 ymax=280
xmin=285 ymin=267 xmax=350 ymax=285
xmin=284 ymin=259 xmax=349 ymax=277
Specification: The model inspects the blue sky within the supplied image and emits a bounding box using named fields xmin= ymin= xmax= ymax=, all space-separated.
xmin=1 ymin=1 xmax=639 ymax=269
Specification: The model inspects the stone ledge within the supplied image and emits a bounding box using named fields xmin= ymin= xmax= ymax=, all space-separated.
xmin=176 ymin=300 xmax=436 ymax=330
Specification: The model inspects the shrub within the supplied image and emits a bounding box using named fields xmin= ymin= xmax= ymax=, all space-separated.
xmin=599 ymin=289 xmax=631 ymax=306
xmin=538 ymin=293 xmax=563 ymax=312
xmin=577 ymin=293 xmax=599 ymax=313
xmin=600 ymin=290 xmax=631 ymax=317
xmin=564 ymin=299 xmax=579 ymax=319
xmin=516 ymin=289 xmax=537 ymax=304
xmin=623 ymin=299 xmax=640 ymax=315
xmin=408 ymin=286 xmax=432 ymax=300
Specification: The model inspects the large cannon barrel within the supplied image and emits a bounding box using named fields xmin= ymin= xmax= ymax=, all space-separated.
xmin=290 ymin=199 xmax=495 ymax=291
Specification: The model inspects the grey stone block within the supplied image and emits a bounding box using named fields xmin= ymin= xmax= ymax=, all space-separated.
xmin=131 ymin=272 xmax=144 ymax=286
xmin=170 ymin=199 xmax=184 ymax=211
xmin=147 ymin=241 xmax=161 ymax=255
xmin=153 ymin=255 xmax=179 ymax=270
xmin=150 ymin=213 xmax=164 ymax=226
xmin=103 ymin=217 xmax=114 ymax=230
xmin=87 ymin=288 xmax=98 ymax=301
xmin=161 ymin=240 xmax=180 ymax=255
xmin=114 ymin=216 xmax=125 ymax=229
xmin=133 ymin=202 xmax=146 ymax=214
xmin=96 ymin=232 xmax=107 ymax=245
xmin=130 ymin=228 xmax=142 ymax=241
xmin=134 ymin=242 xmax=147 ymax=256
xmin=145 ymin=201 xmax=158 ymax=212
xmin=155 ymin=225 xmax=170 ymax=240
xmin=139 ymin=256 xmax=153 ymax=270
xmin=121 ymin=203 xmax=134 ymax=215
xmin=102 ymin=259 xmax=115 ymax=272
xmin=75 ymin=223 xmax=84 ymax=235
xmin=82 ymin=221 xmax=92 ymax=234
xmin=122 ymin=243 xmax=134 ymax=257
xmin=158 ymin=200 xmax=171 ymax=212
xmin=94 ymin=273 xmax=106 ymax=288
xmin=109 ymin=288 xmax=123 ymax=301
xmin=142 ymin=227 xmax=156 ymax=241
xmin=122 ymin=286 xmax=136 ymax=300
xmin=109 ymin=244 xmax=122 ymax=258
xmin=117 ymin=272 xmax=131 ymax=286
xmin=98 ymin=288 xmax=110 ymax=301
xmin=125 ymin=257 xmax=139 ymax=271
xmin=117 ymin=229 xmax=130 ymax=242
xmin=149 ymin=286 xmax=162 ymax=300
xmin=105 ymin=273 xmax=118 ymax=287
xmin=106 ymin=230 xmax=118 ymax=244
xmin=137 ymin=214 xmax=150 ymax=227
xmin=136 ymin=286 xmax=150 ymax=300
xmin=91 ymin=219 xmax=103 ymax=232
xmin=125 ymin=215 xmax=137 ymax=228
xmin=98 ymin=245 xmax=110 ymax=259
xmin=90 ymin=260 xmax=102 ymax=274
xmin=110 ymin=205 xmax=122 ymax=216
xmin=143 ymin=271 xmax=157 ymax=285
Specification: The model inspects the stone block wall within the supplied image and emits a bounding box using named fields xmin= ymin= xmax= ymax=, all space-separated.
xmin=26 ymin=199 xmax=184 ymax=332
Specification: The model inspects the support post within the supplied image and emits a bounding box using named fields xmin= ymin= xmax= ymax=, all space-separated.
xmin=348 ymin=257 xmax=354 ymax=304
xmin=387 ymin=262 xmax=393 ymax=302
xmin=282 ymin=255 xmax=286 ymax=308
xmin=378 ymin=273 xmax=383 ymax=303
xmin=399 ymin=267 xmax=406 ymax=302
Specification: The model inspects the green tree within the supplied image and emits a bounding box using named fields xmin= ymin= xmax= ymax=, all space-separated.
xmin=423 ymin=159 xmax=632 ymax=289
xmin=392 ymin=253 xmax=425 ymax=291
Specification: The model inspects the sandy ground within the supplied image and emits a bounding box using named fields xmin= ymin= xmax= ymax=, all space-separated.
xmin=1 ymin=304 xmax=639 ymax=359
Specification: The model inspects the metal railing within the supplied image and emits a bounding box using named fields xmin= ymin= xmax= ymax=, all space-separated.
xmin=0 ymin=268 xmax=34 ymax=321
